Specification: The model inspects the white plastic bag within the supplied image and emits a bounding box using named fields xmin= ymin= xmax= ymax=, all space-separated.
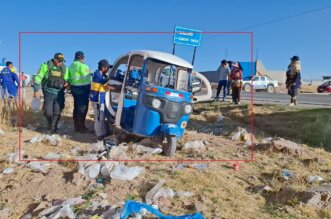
xmin=31 ymin=98 xmax=41 ymax=112
xmin=110 ymin=164 xmax=144 ymax=181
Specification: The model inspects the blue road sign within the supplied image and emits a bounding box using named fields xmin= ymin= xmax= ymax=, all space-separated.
xmin=173 ymin=26 xmax=202 ymax=47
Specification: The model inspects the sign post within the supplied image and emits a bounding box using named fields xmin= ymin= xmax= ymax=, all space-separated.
xmin=172 ymin=26 xmax=202 ymax=65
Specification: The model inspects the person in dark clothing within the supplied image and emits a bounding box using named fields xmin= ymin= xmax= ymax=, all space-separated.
xmin=33 ymin=53 xmax=68 ymax=134
xmin=215 ymin=59 xmax=230 ymax=101
xmin=286 ymin=55 xmax=302 ymax=106
xmin=230 ymin=62 xmax=243 ymax=104
xmin=68 ymin=51 xmax=92 ymax=133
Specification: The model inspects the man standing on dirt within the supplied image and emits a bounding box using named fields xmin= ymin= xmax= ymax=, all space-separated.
xmin=90 ymin=59 xmax=118 ymax=141
xmin=68 ymin=51 xmax=92 ymax=133
xmin=0 ymin=61 xmax=19 ymax=102
xmin=215 ymin=59 xmax=230 ymax=101
xmin=33 ymin=53 xmax=68 ymax=134
xmin=286 ymin=55 xmax=301 ymax=106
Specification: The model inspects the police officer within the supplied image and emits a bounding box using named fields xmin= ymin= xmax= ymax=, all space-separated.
xmin=33 ymin=53 xmax=68 ymax=134
xmin=68 ymin=51 xmax=91 ymax=133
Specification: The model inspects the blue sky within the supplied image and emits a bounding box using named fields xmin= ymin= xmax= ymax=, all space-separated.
xmin=0 ymin=0 xmax=330 ymax=80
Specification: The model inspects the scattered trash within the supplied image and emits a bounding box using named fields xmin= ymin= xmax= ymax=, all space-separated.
xmin=39 ymin=205 xmax=62 ymax=217
xmin=31 ymin=97 xmax=41 ymax=112
xmin=89 ymin=141 xmax=105 ymax=153
xmin=175 ymin=191 xmax=195 ymax=198
xmin=48 ymin=204 xmax=75 ymax=219
xmin=255 ymin=138 xmax=303 ymax=155
xmin=245 ymin=139 xmax=252 ymax=146
xmin=26 ymin=162 xmax=49 ymax=174
xmin=175 ymin=163 xmax=208 ymax=170
xmin=96 ymin=178 xmax=103 ymax=184
xmin=272 ymin=138 xmax=302 ymax=155
xmin=88 ymin=182 xmax=105 ymax=192
xmin=102 ymin=206 xmax=120 ymax=218
xmin=104 ymin=138 xmax=118 ymax=149
xmin=44 ymin=152 xmax=62 ymax=160
xmin=183 ymin=141 xmax=205 ymax=152
xmin=28 ymin=134 xmax=61 ymax=146
xmin=70 ymin=146 xmax=80 ymax=155
xmin=76 ymin=154 xmax=99 ymax=161
xmin=132 ymin=144 xmax=163 ymax=155
xmin=0 ymin=129 xmax=5 ymax=135
xmin=110 ymin=164 xmax=144 ymax=181
xmin=107 ymin=145 xmax=129 ymax=160
xmin=21 ymin=213 xmax=32 ymax=219
xmin=231 ymin=131 xmax=241 ymax=141
xmin=120 ymin=200 xmax=204 ymax=219
xmin=231 ymin=127 xmax=248 ymax=141
xmin=100 ymin=162 xmax=118 ymax=178
xmin=306 ymin=176 xmax=324 ymax=184
xmin=233 ymin=163 xmax=240 ymax=171
xmin=7 ymin=151 xmax=24 ymax=165
xmin=281 ymin=169 xmax=294 ymax=180
xmin=145 ymin=179 xmax=165 ymax=205
xmin=216 ymin=115 xmax=224 ymax=122
xmin=263 ymin=186 xmax=272 ymax=192
xmin=62 ymin=197 xmax=86 ymax=206
xmin=97 ymin=192 xmax=108 ymax=199
xmin=85 ymin=163 xmax=102 ymax=179
xmin=0 ymin=208 xmax=10 ymax=219
xmin=153 ymin=188 xmax=175 ymax=204
xmin=261 ymin=137 xmax=273 ymax=144
xmin=3 ymin=167 xmax=14 ymax=174
xmin=27 ymin=124 xmax=37 ymax=131
xmin=38 ymin=197 xmax=86 ymax=218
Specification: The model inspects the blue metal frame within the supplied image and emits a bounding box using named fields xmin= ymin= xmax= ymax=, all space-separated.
xmin=115 ymin=58 xmax=192 ymax=139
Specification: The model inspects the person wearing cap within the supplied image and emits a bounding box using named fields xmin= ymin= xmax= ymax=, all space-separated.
xmin=215 ymin=59 xmax=230 ymax=101
xmin=90 ymin=59 xmax=118 ymax=141
xmin=0 ymin=61 xmax=19 ymax=103
xmin=33 ymin=53 xmax=69 ymax=134
xmin=229 ymin=62 xmax=243 ymax=105
xmin=286 ymin=55 xmax=301 ymax=106
xmin=68 ymin=51 xmax=92 ymax=133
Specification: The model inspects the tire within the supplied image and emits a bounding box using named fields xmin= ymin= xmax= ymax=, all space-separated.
xmin=244 ymin=83 xmax=251 ymax=92
xmin=163 ymin=135 xmax=177 ymax=156
xmin=267 ymin=84 xmax=274 ymax=93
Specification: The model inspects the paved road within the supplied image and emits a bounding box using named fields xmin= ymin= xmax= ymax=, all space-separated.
xmin=209 ymin=90 xmax=331 ymax=108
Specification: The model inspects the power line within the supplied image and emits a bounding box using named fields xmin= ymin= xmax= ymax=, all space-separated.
xmin=232 ymin=5 xmax=331 ymax=31
xmin=203 ymin=5 xmax=331 ymax=39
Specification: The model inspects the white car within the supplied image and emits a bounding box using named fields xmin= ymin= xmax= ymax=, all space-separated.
xmin=242 ymin=76 xmax=278 ymax=93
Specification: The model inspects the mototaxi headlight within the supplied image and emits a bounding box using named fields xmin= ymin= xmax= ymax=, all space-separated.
xmin=152 ymin=98 xmax=162 ymax=109
xmin=184 ymin=104 xmax=193 ymax=114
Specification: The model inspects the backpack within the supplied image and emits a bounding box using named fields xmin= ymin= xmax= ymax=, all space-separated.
xmin=42 ymin=60 xmax=66 ymax=90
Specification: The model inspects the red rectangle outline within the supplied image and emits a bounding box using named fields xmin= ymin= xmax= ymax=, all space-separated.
xmin=18 ymin=31 xmax=254 ymax=163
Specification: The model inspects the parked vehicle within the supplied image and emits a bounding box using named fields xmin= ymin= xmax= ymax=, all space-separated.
xmin=242 ymin=75 xmax=278 ymax=93
xmin=317 ymin=80 xmax=331 ymax=93
xmin=105 ymin=50 xmax=211 ymax=156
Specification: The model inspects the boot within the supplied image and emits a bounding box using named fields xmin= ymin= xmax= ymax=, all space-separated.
xmin=78 ymin=118 xmax=93 ymax=133
xmin=51 ymin=115 xmax=60 ymax=134
xmin=289 ymin=98 xmax=295 ymax=106
xmin=46 ymin=117 xmax=52 ymax=132
xmin=293 ymin=99 xmax=297 ymax=105
xmin=73 ymin=114 xmax=80 ymax=132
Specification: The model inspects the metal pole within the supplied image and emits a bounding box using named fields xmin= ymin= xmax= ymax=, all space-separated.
xmin=172 ymin=43 xmax=176 ymax=55
xmin=192 ymin=47 xmax=197 ymax=65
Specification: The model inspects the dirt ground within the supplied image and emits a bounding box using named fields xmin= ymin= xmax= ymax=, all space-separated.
xmin=0 ymin=92 xmax=331 ymax=218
